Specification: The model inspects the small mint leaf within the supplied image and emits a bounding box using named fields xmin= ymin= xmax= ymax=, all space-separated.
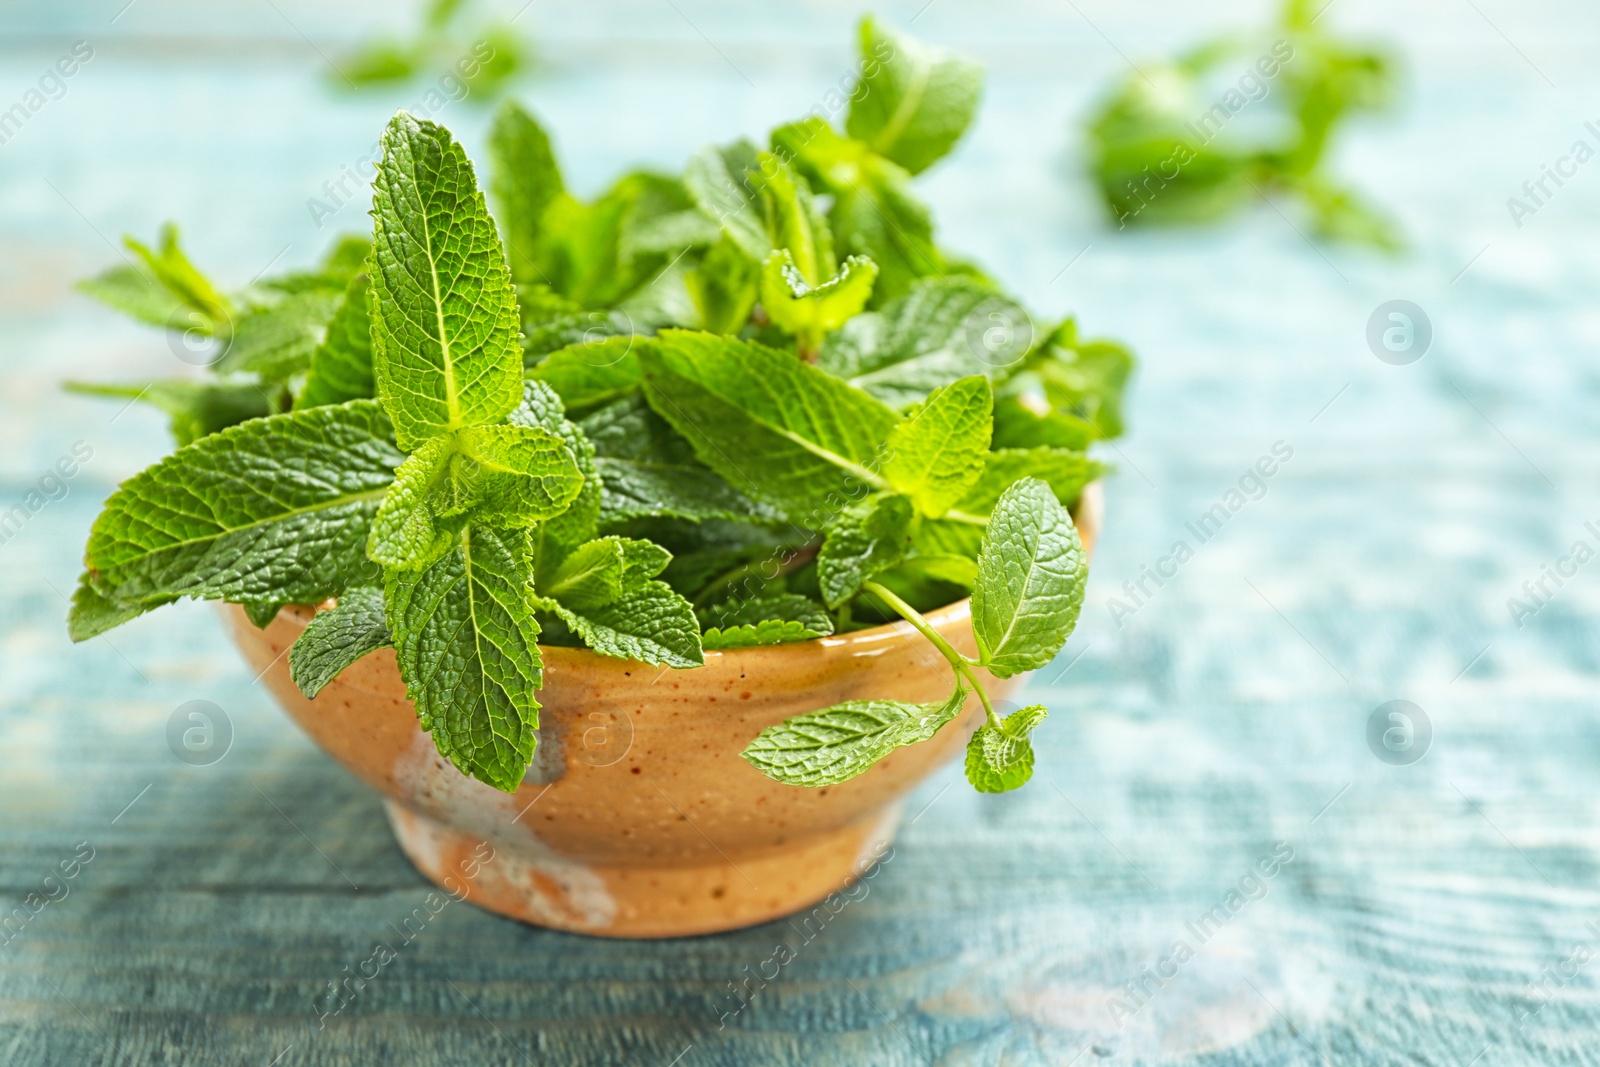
xmin=289 ymin=588 xmax=391 ymax=698
xmin=297 ymin=273 xmax=375 ymax=408
xmin=847 ymin=16 xmax=984 ymax=176
xmin=742 ymin=685 xmax=968 ymax=787
xmin=386 ymin=524 xmax=543 ymax=792
xmin=971 ymin=478 xmax=1087 ymax=678
xmin=883 ymin=375 xmax=992 ymax=517
xmin=760 ymin=251 xmax=878 ymax=346
xmin=818 ymin=493 xmax=914 ymax=608
xmin=367 ymin=434 xmax=454 ymax=570
xmin=369 ymin=111 xmax=523 ymax=450
xmin=964 ymin=704 xmax=1047 ymax=792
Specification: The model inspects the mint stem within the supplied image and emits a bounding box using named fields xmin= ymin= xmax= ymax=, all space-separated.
xmin=863 ymin=580 xmax=999 ymax=727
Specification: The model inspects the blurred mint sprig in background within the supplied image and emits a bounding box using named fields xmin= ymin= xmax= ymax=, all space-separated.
xmin=331 ymin=0 xmax=527 ymax=98
xmin=1086 ymin=0 xmax=1401 ymax=250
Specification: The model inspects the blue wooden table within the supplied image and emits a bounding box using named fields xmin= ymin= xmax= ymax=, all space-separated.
xmin=2 ymin=0 xmax=1597 ymax=1063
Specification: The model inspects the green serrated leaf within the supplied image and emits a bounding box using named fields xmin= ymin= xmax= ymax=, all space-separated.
xmin=699 ymin=593 xmax=833 ymax=649
xmin=756 ymin=151 xmax=834 ymax=284
xmin=972 ymin=478 xmax=1087 ymax=678
xmin=848 ymin=16 xmax=984 ymax=176
xmin=883 ymin=375 xmax=992 ymax=517
xmin=527 ymin=335 xmax=643 ymax=412
xmin=773 ymin=118 xmax=943 ymax=306
xmin=579 ymin=395 xmax=772 ymax=526
xmin=488 ymin=100 xmax=567 ymax=286
xmin=288 ymin=587 xmax=391 ymax=698
xmin=536 ymin=579 xmax=703 ymax=668
xmin=818 ymin=492 xmax=914 ymax=608
xmin=367 ymin=434 xmax=455 ymax=570
xmin=507 ymin=381 xmax=601 ymax=562
xmin=964 ymin=703 xmax=1047 ymax=792
xmin=742 ymin=684 xmax=968 ymax=786
xmin=298 ymin=273 xmax=375 ymax=408
xmin=453 ymin=423 xmax=586 ymax=526
xmin=386 ymin=524 xmax=543 ymax=792
xmin=683 ymin=140 xmax=769 ymax=262
xmin=84 ymin=401 xmax=401 ymax=606
xmin=542 ymin=537 xmax=625 ymax=611
xmin=67 ymin=571 xmax=168 ymax=642
xmin=216 ymin=287 xmax=343 ymax=380
xmin=819 ymin=277 xmax=1025 ymax=409
xmin=639 ymin=330 xmax=899 ymax=520
xmin=685 ymin=235 xmax=760 ymax=335
xmin=369 ymin=112 xmax=523 ymax=450
xmin=760 ymin=251 xmax=877 ymax=350
xmin=955 ymin=448 xmax=1107 ymax=516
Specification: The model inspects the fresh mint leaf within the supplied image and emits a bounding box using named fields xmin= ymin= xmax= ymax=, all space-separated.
xmin=964 ymin=703 xmax=1046 ymax=792
xmin=686 ymin=235 xmax=759 ymax=335
xmin=216 ymin=287 xmax=343 ymax=380
xmin=818 ymin=492 xmax=914 ymax=608
xmin=683 ymin=140 xmax=769 ymax=262
xmin=847 ymin=17 xmax=983 ymax=176
xmin=971 ymin=477 xmax=1087 ymax=678
xmin=297 ymin=273 xmax=374 ymax=408
xmin=369 ymin=112 xmax=523 ymax=450
xmin=760 ymin=251 xmax=877 ymax=351
xmin=527 ymin=336 xmax=643 ymax=412
xmin=578 ymin=396 xmax=772 ymax=526
xmin=84 ymin=401 xmax=402 ymax=606
xmin=65 ymin=379 xmax=273 ymax=447
xmin=773 ymin=118 xmax=943 ymax=306
xmin=700 ymin=593 xmax=833 ymax=649
xmin=367 ymin=434 xmax=455 ymax=570
xmin=452 ymin=423 xmax=587 ymax=525
xmin=639 ymin=330 xmax=899 ymax=519
xmin=507 ymin=380 xmax=601 ymax=562
xmin=883 ymin=375 xmax=991 ymax=517
xmin=992 ymin=393 xmax=1098 ymax=451
xmin=288 ymin=587 xmax=391 ymax=698
xmin=488 ymin=100 xmax=566 ymax=287
xmin=538 ymin=580 xmax=703 ymax=668
xmin=386 ymin=524 xmax=543 ymax=792
xmin=542 ymin=536 xmax=626 ymax=611
xmin=756 ymin=152 xmax=833 ymax=284
xmin=1031 ymin=325 xmax=1135 ymax=440
xmin=819 ymin=277 xmax=1024 ymax=408
xmin=956 ymin=448 xmax=1107 ymax=517
xmin=742 ymin=684 xmax=968 ymax=786
xmin=67 ymin=571 xmax=169 ymax=643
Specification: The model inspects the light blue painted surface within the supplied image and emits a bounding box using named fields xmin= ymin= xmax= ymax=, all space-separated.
xmin=1 ymin=1 xmax=1598 ymax=1063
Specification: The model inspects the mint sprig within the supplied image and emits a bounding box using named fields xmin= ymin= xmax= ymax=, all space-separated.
xmin=71 ymin=17 xmax=1132 ymax=796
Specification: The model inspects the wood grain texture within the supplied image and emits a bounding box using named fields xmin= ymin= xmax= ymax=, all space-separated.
xmin=2 ymin=0 xmax=1597 ymax=1063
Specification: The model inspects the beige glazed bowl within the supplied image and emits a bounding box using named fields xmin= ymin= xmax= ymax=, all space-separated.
xmin=227 ymin=485 xmax=1102 ymax=939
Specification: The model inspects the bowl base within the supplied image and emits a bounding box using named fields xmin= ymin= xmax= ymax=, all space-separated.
xmin=383 ymin=799 xmax=904 ymax=939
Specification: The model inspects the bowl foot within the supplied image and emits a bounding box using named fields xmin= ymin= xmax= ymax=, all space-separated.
xmin=382 ymin=799 xmax=904 ymax=939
